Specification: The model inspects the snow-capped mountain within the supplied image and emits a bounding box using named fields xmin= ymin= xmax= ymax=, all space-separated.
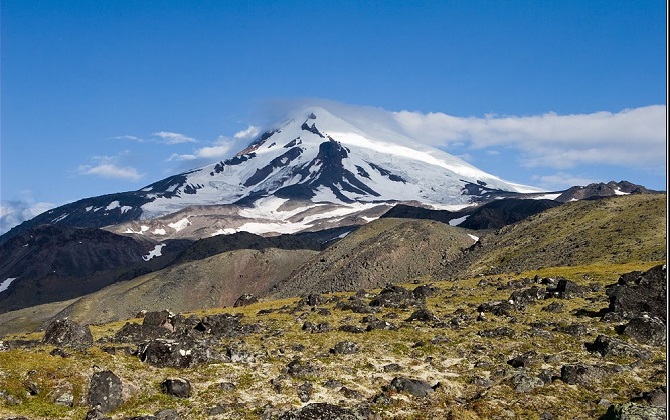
xmin=1 ymin=106 xmax=544 ymax=242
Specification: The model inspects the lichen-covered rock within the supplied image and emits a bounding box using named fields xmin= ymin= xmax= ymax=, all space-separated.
xmin=42 ymin=319 xmax=93 ymax=349
xmin=138 ymin=338 xmax=220 ymax=368
xmin=161 ymin=378 xmax=191 ymax=398
xmin=330 ymin=341 xmax=359 ymax=355
xmin=278 ymin=402 xmax=358 ymax=419
xmin=623 ymin=315 xmax=666 ymax=346
xmin=587 ymin=335 xmax=652 ymax=360
xmin=560 ymin=364 xmax=607 ymax=387
xmin=601 ymin=402 xmax=666 ymax=420
xmin=388 ymin=377 xmax=435 ymax=397
xmin=88 ymin=370 xmax=123 ymax=413
xmin=233 ymin=294 xmax=258 ymax=307
xmin=606 ymin=265 xmax=666 ymax=320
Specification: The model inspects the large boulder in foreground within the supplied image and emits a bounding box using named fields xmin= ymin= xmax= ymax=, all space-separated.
xmin=88 ymin=370 xmax=123 ymax=413
xmin=42 ymin=319 xmax=93 ymax=349
xmin=606 ymin=265 xmax=666 ymax=320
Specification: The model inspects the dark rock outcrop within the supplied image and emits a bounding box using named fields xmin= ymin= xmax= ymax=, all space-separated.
xmin=161 ymin=378 xmax=191 ymax=398
xmin=388 ymin=377 xmax=435 ymax=397
xmin=233 ymin=294 xmax=258 ymax=307
xmin=278 ymin=402 xmax=358 ymax=420
xmin=623 ymin=315 xmax=666 ymax=346
xmin=605 ymin=265 xmax=666 ymax=320
xmin=42 ymin=319 xmax=93 ymax=349
xmin=88 ymin=370 xmax=123 ymax=413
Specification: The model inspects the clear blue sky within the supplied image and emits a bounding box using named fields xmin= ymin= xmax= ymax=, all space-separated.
xmin=1 ymin=1 xmax=666 ymax=231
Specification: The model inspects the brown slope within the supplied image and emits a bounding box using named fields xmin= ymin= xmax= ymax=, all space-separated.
xmin=268 ymin=218 xmax=479 ymax=298
xmin=460 ymin=194 xmax=666 ymax=276
xmin=50 ymin=247 xmax=318 ymax=326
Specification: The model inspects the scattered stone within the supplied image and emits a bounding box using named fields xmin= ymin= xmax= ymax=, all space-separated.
xmin=225 ymin=345 xmax=254 ymax=363
xmin=52 ymin=382 xmax=74 ymax=407
xmin=335 ymin=297 xmax=377 ymax=314
xmin=383 ymin=363 xmax=402 ymax=373
xmin=161 ymin=378 xmax=191 ymax=398
xmin=88 ymin=370 xmax=123 ymax=413
xmin=339 ymin=386 xmax=364 ymax=399
xmin=369 ymin=285 xmax=416 ymax=308
xmin=302 ymin=321 xmax=332 ymax=333
xmin=507 ymin=351 xmax=538 ymax=368
xmin=366 ymin=318 xmax=398 ymax=331
xmin=233 ymin=294 xmax=258 ymax=307
xmin=331 ymin=341 xmax=360 ymax=355
xmin=587 ymin=335 xmax=652 ymax=360
xmin=42 ymin=319 xmax=93 ymax=349
xmin=297 ymin=381 xmax=313 ymax=403
xmin=542 ymin=302 xmax=565 ymax=313
xmin=477 ymin=301 xmax=515 ymax=317
xmin=631 ymin=386 xmax=667 ymax=407
xmin=560 ymin=364 xmax=607 ymax=387
xmin=49 ymin=347 xmax=71 ymax=358
xmin=217 ymin=382 xmax=236 ymax=392
xmin=601 ymin=402 xmax=666 ymax=420
xmin=278 ymin=403 xmax=358 ymax=420
xmin=388 ymin=377 xmax=435 ymax=397
xmin=511 ymin=373 xmax=544 ymax=392
xmin=509 ymin=286 xmax=546 ymax=307
xmin=550 ymin=279 xmax=589 ymax=299
xmin=154 ymin=409 xmax=180 ymax=420
xmin=138 ymin=338 xmax=219 ymax=368
xmin=606 ymin=265 xmax=666 ymax=320
xmin=554 ymin=323 xmax=590 ymax=337
xmin=412 ymin=284 xmax=439 ymax=299
xmin=286 ymin=358 xmax=319 ymax=377
xmin=338 ymin=325 xmax=365 ymax=334
xmin=623 ymin=315 xmax=666 ymax=346
xmin=406 ymin=308 xmax=440 ymax=323
xmin=478 ymin=326 xmax=515 ymax=338
xmin=323 ymin=379 xmax=343 ymax=389
xmin=195 ymin=313 xmax=258 ymax=337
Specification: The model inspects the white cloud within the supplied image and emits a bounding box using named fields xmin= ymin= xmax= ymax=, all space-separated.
xmin=168 ymin=135 xmax=248 ymax=162
xmin=77 ymin=163 xmax=144 ymax=181
xmin=234 ymin=125 xmax=261 ymax=140
xmin=112 ymin=135 xmax=145 ymax=142
xmin=153 ymin=131 xmax=197 ymax=144
xmin=0 ymin=197 xmax=56 ymax=234
xmin=393 ymin=105 xmax=666 ymax=169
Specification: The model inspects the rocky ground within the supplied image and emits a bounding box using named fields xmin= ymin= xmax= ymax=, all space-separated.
xmin=0 ymin=263 xmax=665 ymax=419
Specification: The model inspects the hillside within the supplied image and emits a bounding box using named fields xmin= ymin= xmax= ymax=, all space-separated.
xmin=460 ymin=194 xmax=666 ymax=277
xmin=0 ymin=262 xmax=665 ymax=419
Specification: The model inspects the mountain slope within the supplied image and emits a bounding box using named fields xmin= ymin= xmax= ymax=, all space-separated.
xmin=459 ymin=194 xmax=667 ymax=276
xmin=0 ymin=106 xmax=541 ymax=243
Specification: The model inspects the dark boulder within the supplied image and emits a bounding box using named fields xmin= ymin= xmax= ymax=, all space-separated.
xmin=606 ymin=265 xmax=666 ymax=320
xmin=550 ymin=279 xmax=589 ymax=299
xmin=138 ymin=338 xmax=220 ymax=368
xmin=194 ymin=313 xmax=257 ymax=337
xmin=560 ymin=364 xmax=607 ymax=387
xmin=509 ymin=286 xmax=546 ymax=307
xmin=478 ymin=327 xmax=515 ymax=338
xmin=388 ymin=377 xmax=435 ymax=397
xmin=542 ymin=302 xmax=565 ymax=313
xmin=330 ymin=341 xmax=359 ymax=355
xmin=406 ymin=308 xmax=440 ymax=323
xmin=278 ymin=403 xmax=358 ymax=420
xmin=42 ymin=319 xmax=93 ymax=349
xmin=161 ymin=378 xmax=191 ymax=398
xmin=335 ymin=297 xmax=377 ymax=314
xmin=369 ymin=285 xmax=416 ymax=308
xmin=623 ymin=315 xmax=666 ymax=346
xmin=412 ymin=284 xmax=439 ymax=299
xmin=601 ymin=402 xmax=666 ymax=420
xmin=88 ymin=370 xmax=123 ymax=413
xmin=233 ymin=294 xmax=258 ymax=307
xmin=477 ymin=301 xmax=515 ymax=317
xmin=587 ymin=335 xmax=652 ymax=360
xmin=142 ymin=310 xmax=175 ymax=330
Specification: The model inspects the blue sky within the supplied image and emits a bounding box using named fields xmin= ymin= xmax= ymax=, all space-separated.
xmin=1 ymin=1 xmax=666 ymax=232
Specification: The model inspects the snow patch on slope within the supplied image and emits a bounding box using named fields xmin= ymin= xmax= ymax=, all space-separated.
xmin=0 ymin=278 xmax=17 ymax=293
xmin=142 ymin=244 xmax=165 ymax=261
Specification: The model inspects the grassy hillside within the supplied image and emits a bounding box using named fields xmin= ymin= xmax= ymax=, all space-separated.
xmin=269 ymin=218 xmax=478 ymax=298
xmin=462 ymin=194 xmax=666 ymax=276
xmin=0 ymin=262 xmax=664 ymax=419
